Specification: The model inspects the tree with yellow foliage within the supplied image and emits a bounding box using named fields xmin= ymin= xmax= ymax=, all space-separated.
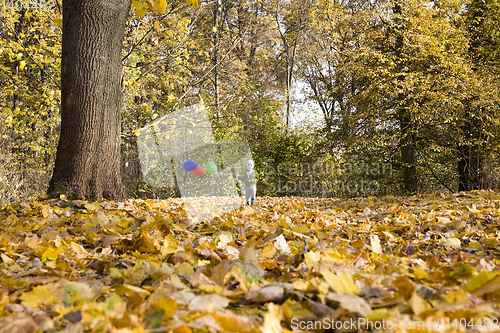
xmin=49 ymin=0 xmax=198 ymax=200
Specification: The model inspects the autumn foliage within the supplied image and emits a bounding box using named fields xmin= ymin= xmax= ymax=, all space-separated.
xmin=1 ymin=191 xmax=500 ymax=332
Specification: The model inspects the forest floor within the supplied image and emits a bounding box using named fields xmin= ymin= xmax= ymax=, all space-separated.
xmin=1 ymin=190 xmax=500 ymax=332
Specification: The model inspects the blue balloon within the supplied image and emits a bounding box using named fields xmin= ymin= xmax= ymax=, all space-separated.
xmin=183 ymin=160 xmax=198 ymax=171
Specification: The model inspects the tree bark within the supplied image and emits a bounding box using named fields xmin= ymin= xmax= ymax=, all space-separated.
xmin=49 ymin=0 xmax=131 ymax=200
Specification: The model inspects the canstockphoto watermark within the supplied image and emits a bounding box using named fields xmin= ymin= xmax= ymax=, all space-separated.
xmin=263 ymin=159 xmax=392 ymax=195
xmin=272 ymin=176 xmax=380 ymax=195
xmin=290 ymin=318 xmax=500 ymax=331
xmin=263 ymin=159 xmax=393 ymax=177
xmin=290 ymin=318 xmax=439 ymax=331
xmin=2 ymin=0 xmax=55 ymax=12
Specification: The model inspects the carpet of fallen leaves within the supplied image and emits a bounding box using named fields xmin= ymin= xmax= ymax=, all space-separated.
xmin=1 ymin=190 xmax=500 ymax=333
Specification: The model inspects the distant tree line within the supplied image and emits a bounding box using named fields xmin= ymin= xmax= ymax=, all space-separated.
xmin=0 ymin=0 xmax=499 ymax=203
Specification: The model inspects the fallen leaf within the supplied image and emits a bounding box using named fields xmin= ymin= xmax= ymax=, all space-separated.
xmin=326 ymin=292 xmax=372 ymax=317
xmin=0 ymin=313 xmax=38 ymax=333
xmin=321 ymin=271 xmax=361 ymax=294
xmin=370 ymin=234 xmax=382 ymax=254
xmin=189 ymin=294 xmax=230 ymax=312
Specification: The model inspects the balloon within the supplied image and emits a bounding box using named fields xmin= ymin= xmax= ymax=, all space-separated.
xmin=183 ymin=160 xmax=197 ymax=171
xmin=192 ymin=165 xmax=206 ymax=176
xmin=205 ymin=162 xmax=217 ymax=174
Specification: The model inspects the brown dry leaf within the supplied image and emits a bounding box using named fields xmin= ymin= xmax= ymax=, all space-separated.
xmin=326 ymin=292 xmax=372 ymax=317
xmin=210 ymin=310 xmax=258 ymax=332
xmin=439 ymin=237 xmax=461 ymax=251
xmin=3 ymin=304 xmax=46 ymax=317
xmin=188 ymin=294 xmax=230 ymax=311
xmin=245 ymin=285 xmax=284 ymax=303
xmin=188 ymin=315 xmax=221 ymax=331
xmin=0 ymin=313 xmax=38 ymax=333
xmin=25 ymin=276 xmax=59 ymax=288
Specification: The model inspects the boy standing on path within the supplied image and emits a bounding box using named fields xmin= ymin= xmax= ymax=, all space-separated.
xmin=237 ymin=160 xmax=257 ymax=205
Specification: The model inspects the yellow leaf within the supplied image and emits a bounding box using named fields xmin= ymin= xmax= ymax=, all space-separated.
xmin=281 ymin=299 xmax=315 ymax=322
xmin=5 ymin=214 xmax=18 ymax=224
xmin=260 ymin=243 xmax=276 ymax=259
xmin=154 ymin=298 xmax=177 ymax=318
xmin=262 ymin=303 xmax=283 ymax=333
xmin=413 ymin=266 xmax=429 ymax=280
xmin=322 ymin=249 xmax=344 ymax=262
xmin=70 ymin=242 xmax=88 ymax=257
xmin=291 ymin=279 xmax=315 ymax=292
xmin=443 ymin=288 xmax=469 ymax=304
xmin=175 ymin=262 xmax=194 ymax=276
xmin=42 ymin=248 xmax=62 ymax=262
xmin=136 ymin=8 xmax=147 ymax=17
xmin=117 ymin=217 xmax=132 ymax=229
xmin=66 ymin=282 xmax=100 ymax=304
xmin=41 ymin=205 xmax=51 ymax=218
xmin=170 ymin=325 xmax=192 ymax=333
xmin=465 ymin=274 xmax=500 ymax=296
xmin=153 ymin=0 xmax=167 ymax=14
xmin=109 ymin=267 xmax=122 ymax=279
xmin=321 ymin=271 xmax=361 ymax=294
xmin=54 ymin=18 xmax=62 ymax=28
xmin=198 ymin=284 xmax=223 ymax=294
xmin=462 ymin=271 xmax=498 ymax=293
xmin=210 ymin=310 xmax=255 ymax=332
xmin=132 ymin=0 xmax=144 ymax=10
xmin=304 ymin=251 xmax=320 ymax=267
xmin=409 ymin=292 xmax=431 ymax=315
xmin=114 ymin=284 xmax=150 ymax=297
xmin=1 ymin=254 xmax=14 ymax=265
xmin=154 ymin=20 xmax=161 ymax=32
xmin=161 ymin=234 xmax=178 ymax=256
xmin=291 ymin=225 xmax=309 ymax=234
xmin=20 ymin=284 xmax=64 ymax=307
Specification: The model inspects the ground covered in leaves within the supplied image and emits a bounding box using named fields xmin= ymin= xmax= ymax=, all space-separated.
xmin=1 ymin=191 xmax=500 ymax=332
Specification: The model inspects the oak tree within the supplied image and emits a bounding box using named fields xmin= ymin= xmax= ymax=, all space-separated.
xmin=49 ymin=0 xmax=197 ymax=200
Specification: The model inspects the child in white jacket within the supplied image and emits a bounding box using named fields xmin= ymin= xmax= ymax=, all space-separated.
xmin=237 ymin=160 xmax=257 ymax=205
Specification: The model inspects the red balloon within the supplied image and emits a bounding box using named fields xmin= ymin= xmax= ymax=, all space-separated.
xmin=192 ymin=165 xmax=206 ymax=176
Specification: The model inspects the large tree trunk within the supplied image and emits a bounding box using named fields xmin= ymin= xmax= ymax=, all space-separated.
xmin=49 ymin=0 xmax=131 ymax=200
